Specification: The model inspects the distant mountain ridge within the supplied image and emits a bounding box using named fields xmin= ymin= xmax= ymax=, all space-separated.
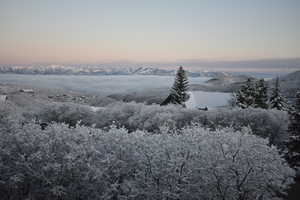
xmin=0 ymin=65 xmax=230 ymax=77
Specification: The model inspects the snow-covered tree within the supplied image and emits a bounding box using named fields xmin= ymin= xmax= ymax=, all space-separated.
xmin=33 ymin=101 xmax=290 ymax=146
xmin=0 ymin=117 xmax=295 ymax=200
xmin=254 ymin=79 xmax=268 ymax=109
xmin=235 ymin=78 xmax=256 ymax=109
xmin=269 ymin=77 xmax=289 ymax=111
xmin=36 ymin=102 xmax=96 ymax=127
xmin=286 ymin=92 xmax=300 ymax=168
xmin=161 ymin=66 xmax=189 ymax=106
xmin=235 ymin=78 xmax=271 ymax=109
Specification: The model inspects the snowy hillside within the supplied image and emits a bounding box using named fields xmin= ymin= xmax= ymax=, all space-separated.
xmin=268 ymin=70 xmax=300 ymax=99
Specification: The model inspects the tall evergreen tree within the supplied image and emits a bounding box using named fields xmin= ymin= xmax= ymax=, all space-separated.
xmin=253 ymin=79 xmax=268 ymax=109
xmin=286 ymin=92 xmax=300 ymax=167
xmin=235 ymin=78 xmax=255 ymax=109
xmin=269 ymin=77 xmax=289 ymax=110
xmin=161 ymin=66 xmax=189 ymax=106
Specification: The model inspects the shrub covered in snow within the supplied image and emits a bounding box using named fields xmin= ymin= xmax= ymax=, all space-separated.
xmin=0 ymin=110 xmax=294 ymax=200
xmin=94 ymin=103 xmax=289 ymax=146
xmin=94 ymin=102 xmax=200 ymax=131
xmin=34 ymin=102 xmax=289 ymax=146
xmin=35 ymin=102 xmax=96 ymax=127
xmin=203 ymin=108 xmax=289 ymax=146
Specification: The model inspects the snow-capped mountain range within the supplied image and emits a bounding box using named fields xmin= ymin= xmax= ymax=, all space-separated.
xmin=0 ymin=64 xmax=230 ymax=77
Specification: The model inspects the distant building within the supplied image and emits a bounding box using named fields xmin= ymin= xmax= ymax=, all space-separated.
xmin=40 ymin=122 xmax=48 ymax=130
xmin=197 ymin=106 xmax=208 ymax=111
xmin=0 ymin=95 xmax=7 ymax=103
xmin=20 ymin=89 xmax=34 ymax=93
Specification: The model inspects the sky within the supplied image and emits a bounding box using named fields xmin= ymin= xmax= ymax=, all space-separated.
xmin=0 ymin=0 xmax=300 ymax=65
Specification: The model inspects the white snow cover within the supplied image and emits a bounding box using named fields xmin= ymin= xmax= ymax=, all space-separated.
xmin=185 ymin=91 xmax=197 ymax=108
xmin=186 ymin=91 xmax=231 ymax=108
xmin=89 ymin=106 xmax=104 ymax=112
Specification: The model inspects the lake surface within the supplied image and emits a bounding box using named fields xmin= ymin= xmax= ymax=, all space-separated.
xmin=0 ymin=74 xmax=231 ymax=107
xmin=186 ymin=91 xmax=231 ymax=108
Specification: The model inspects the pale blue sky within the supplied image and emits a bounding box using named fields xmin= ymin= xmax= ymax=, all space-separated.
xmin=0 ymin=0 xmax=299 ymax=64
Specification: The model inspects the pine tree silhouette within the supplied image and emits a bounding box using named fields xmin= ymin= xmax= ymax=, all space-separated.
xmin=269 ymin=77 xmax=289 ymax=110
xmin=235 ymin=78 xmax=255 ymax=109
xmin=161 ymin=66 xmax=189 ymax=106
xmin=286 ymin=92 xmax=300 ymax=167
xmin=254 ymin=79 xmax=268 ymax=109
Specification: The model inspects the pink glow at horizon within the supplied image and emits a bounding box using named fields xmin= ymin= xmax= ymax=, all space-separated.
xmin=0 ymin=0 xmax=299 ymax=65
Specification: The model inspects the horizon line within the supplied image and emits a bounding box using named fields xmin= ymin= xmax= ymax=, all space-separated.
xmin=1 ymin=57 xmax=300 ymax=66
